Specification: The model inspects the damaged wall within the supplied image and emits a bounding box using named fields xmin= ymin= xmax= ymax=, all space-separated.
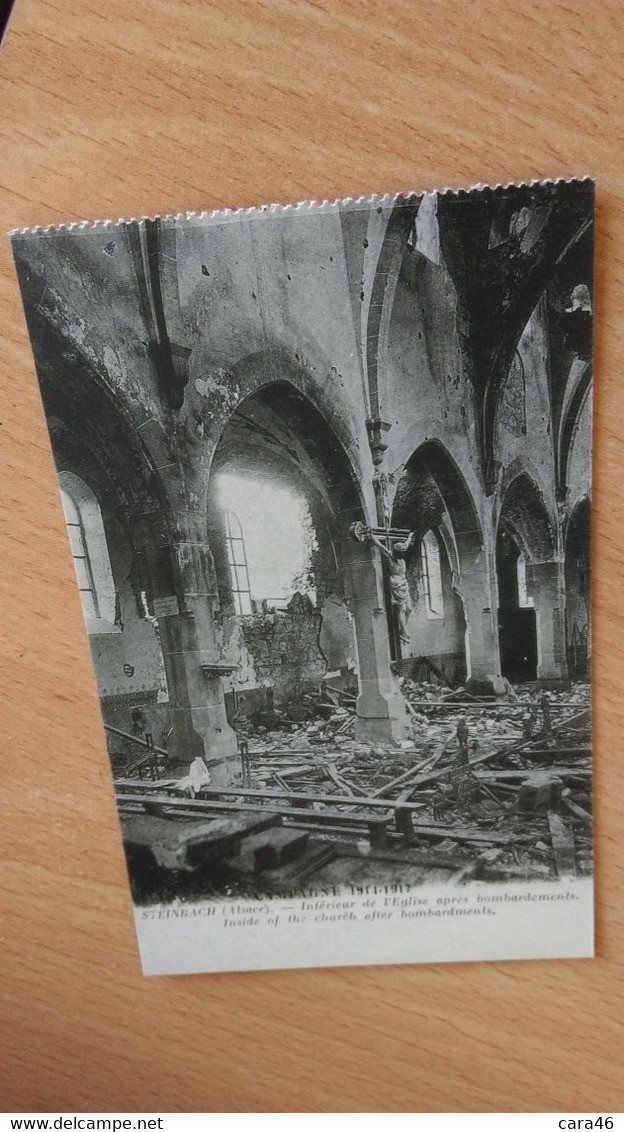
xmin=91 ymin=509 xmax=167 ymax=705
xmin=219 ymin=590 xmax=354 ymax=722
xmin=55 ymin=463 xmax=169 ymax=747
xmin=90 ymin=515 xmax=172 ymax=760
xmin=220 ymin=591 xmax=354 ymax=712
xmin=237 ymin=594 xmax=326 ymax=702
xmin=403 ymin=543 xmax=467 ymax=684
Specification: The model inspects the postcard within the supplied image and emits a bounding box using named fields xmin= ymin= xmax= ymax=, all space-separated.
xmin=11 ymin=178 xmax=594 ymax=974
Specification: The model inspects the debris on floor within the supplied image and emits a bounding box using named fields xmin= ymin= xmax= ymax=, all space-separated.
xmin=115 ymin=677 xmax=592 ymax=896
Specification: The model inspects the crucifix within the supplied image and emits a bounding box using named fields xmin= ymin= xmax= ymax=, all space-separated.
xmin=349 ymin=519 xmax=417 ymax=646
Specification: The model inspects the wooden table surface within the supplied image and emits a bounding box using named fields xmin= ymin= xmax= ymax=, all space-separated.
xmin=1 ymin=0 xmax=623 ymax=1114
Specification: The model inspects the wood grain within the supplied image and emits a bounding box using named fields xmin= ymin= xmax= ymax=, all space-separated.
xmin=1 ymin=0 xmax=623 ymax=1113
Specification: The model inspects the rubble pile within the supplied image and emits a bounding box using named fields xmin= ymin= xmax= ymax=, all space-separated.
xmin=115 ymin=677 xmax=592 ymax=886
xmin=234 ymin=678 xmax=592 ymax=881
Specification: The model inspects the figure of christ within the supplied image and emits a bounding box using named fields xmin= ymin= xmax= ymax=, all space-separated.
xmin=370 ymin=530 xmax=417 ymax=646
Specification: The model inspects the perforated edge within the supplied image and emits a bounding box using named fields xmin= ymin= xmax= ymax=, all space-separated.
xmin=9 ymin=175 xmax=594 ymax=237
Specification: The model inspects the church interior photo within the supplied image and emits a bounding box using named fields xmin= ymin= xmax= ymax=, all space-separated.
xmin=13 ymin=178 xmax=594 ymax=900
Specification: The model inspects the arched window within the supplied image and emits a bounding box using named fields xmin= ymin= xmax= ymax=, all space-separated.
xmin=58 ymin=472 xmax=117 ymax=632
xmin=61 ymin=489 xmax=100 ymax=620
xmin=516 ymin=554 xmax=535 ymax=608
xmin=420 ymin=531 xmax=444 ymax=619
xmin=224 ymin=509 xmax=252 ymax=615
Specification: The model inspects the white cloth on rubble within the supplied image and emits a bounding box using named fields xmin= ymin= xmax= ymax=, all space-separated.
xmin=175 ymin=756 xmax=212 ymax=797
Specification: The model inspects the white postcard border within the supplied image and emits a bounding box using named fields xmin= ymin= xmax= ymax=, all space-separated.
xmin=135 ymin=878 xmax=594 ymax=976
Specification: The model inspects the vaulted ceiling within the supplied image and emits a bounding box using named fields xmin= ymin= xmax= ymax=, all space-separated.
xmin=436 ymin=178 xmax=594 ymax=491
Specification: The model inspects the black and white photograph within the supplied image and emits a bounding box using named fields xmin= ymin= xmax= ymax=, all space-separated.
xmin=12 ymin=178 xmax=594 ymax=975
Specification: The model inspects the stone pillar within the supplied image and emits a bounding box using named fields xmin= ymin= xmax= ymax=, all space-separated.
xmin=134 ymin=511 xmax=240 ymax=784
xmin=345 ymin=538 xmax=409 ymax=743
xmin=461 ymin=555 xmax=504 ymax=695
xmin=529 ymin=560 xmax=568 ymax=687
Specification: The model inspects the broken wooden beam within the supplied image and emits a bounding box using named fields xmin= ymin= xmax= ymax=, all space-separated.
xmin=412 ymin=655 xmax=456 ymax=690
xmin=547 ymin=811 xmax=577 ymax=877
xmin=408 ymin=714 xmax=592 ymax=791
xmin=476 ymin=767 xmax=591 ymax=781
xmin=115 ymin=781 xmax=429 ymax=814
xmin=336 ymin=843 xmax=477 ymax=874
xmin=520 ymin=746 xmax=591 ymax=758
xmin=562 ymin=797 xmax=592 ymax=823
xmin=403 ymin=700 xmax=589 ymax=712
xmin=117 ymin=792 xmax=391 ymax=846
xmin=325 ymin=763 xmax=358 ymax=796
xmin=404 ymin=822 xmax=542 ymax=846
xmin=369 ymin=744 xmax=448 ymax=799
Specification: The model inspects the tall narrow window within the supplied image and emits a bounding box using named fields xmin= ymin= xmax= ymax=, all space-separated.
xmin=421 ymin=531 xmax=444 ymax=619
xmin=224 ymin=510 xmax=252 ymax=615
xmin=61 ymin=488 xmax=100 ymax=620
xmin=58 ymin=471 xmax=116 ymax=631
xmin=516 ymin=554 xmax=535 ymax=608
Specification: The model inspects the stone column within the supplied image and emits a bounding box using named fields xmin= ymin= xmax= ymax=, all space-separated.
xmin=461 ymin=554 xmax=504 ymax=695
xmin=345 ymin=537 xmax=410 ymax=743
xmin=133 ymin=511 xmax=240 ymax=784
xmin=529 ymin=560 xmax=568 ymax=687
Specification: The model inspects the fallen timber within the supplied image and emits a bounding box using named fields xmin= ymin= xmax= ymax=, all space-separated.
xmin=563 ymin=798 xmax=592 ymax=822
xmin=117 ymin=791 xmax=393 ymax=847
xmin=116 ymin=778 xmax=432 ymax=813
xmin=548 ymin=811 xmax=577 ymax=877
xmin=105 ymin=723 xmax=169 ymax=760
xmin=474 ymin=767 xmax=590 ymax=781
xmin=113 ymin=684 xmax=591 ymax=885
xmin=245 ymin=709 xmax=591 ymax=766
xmin=369 ymin=744 xmax=447 ymax=799
xmin=404 ymin=707 xmax=591 ymax=792
xmin=516 ymin=747 xmax=591 ymax=759
xmin=115 ymin=786 xmax=544 ymax=847
xmin=116 ymin=708 xmax=591 ymax=810
xmin=403 ymin=700 xmax=589 ymax=712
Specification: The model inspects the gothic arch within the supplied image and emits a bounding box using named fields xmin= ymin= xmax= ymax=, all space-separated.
xmin=209 ymin=376 xmax=370 ymax=526
xmin=208 ymin=377 xmax=408 ymax=740
xmin=390 ymin=440 xmax=486 ymax=683
xmin=26 ymin=313 xmax=175 ymax=534
xmin=391 ymin=439 xmax=483 ymax=567
xmin=496 ymin=470 xmax=556 ymax=565
xmin=363 ymin=200 xmax=419 ymax=427
xmin=197 ymin=349 xmax=367 ymax=505
xmin=496 ymin=471 xmax=565 ymax=683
